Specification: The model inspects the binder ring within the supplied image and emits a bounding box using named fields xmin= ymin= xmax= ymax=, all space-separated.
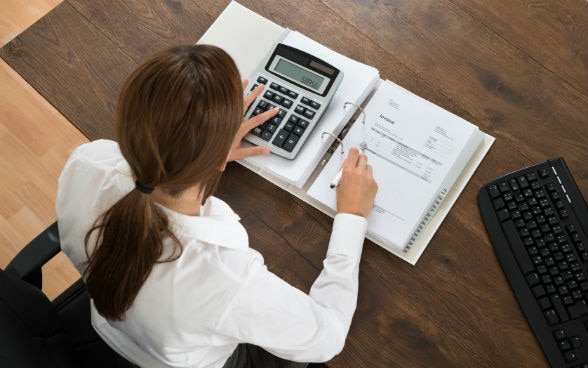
xmin=343 ymin=102 xmax=366 ymax=125
xmin=321 ymin=131 xmax=344 ymax=156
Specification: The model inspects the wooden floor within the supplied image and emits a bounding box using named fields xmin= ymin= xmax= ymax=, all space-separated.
xmin=0 ymin=0 xmax=86 ymax=299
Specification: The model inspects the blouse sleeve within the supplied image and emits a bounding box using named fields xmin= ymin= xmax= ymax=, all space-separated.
xmin=214 ymin=213 xmax=368 ymax=363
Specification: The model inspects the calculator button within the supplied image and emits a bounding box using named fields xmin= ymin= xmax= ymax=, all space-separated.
xmin=272 ymin=130 xmax=289 ymax=147
xmin=278 ymin=86 xmax=288 ymax=94
xmin=293 ymin=126 xmax=304 ymax=136
xmin=250 ymin=83 xmax=259 ymax=91
xmin=270 ymin=116 xmax=282 ymax=125
xmin=260 ymin=130 xmax=273 ymax=141
xmin=301 ymin=97 xmax=311 ymax=105
xmin=287 ymin=90 xmax=298 ymax=99
xmin=295 ymin=105 xmax=305 ymax=115
xmin=264 ymin=90 xmax=274 ymax=99
xmin=297 ymin=119 xmax=310 ymax=129
xmin=272 ymin=94 xmax=283 ymax=104
xmin=252 ymin=107 xmax=264 ymax=116
xmin=266 ymin=123 xmax=278 ymax=133
xmin=256 ymin=76 xmax=268 ymax=84
xmin=258 ymin=100 xmax=269 ymax=110
xmin=270 ymin=82 xmax=280 ymax=90
xmin=288 ymin=115 xmax=299 ymax=124
xmin=281 ymin=99 xmax=293 ymax=109
xmin=309 ymin=100 xmax=321 ymax=109
xmin=284 ymin=122 xmax=295 ymax=131
xmin=277 ymin=109 xmax=287 ymax=118
xmin=303 ymin=109 xmax=316 ymax=119
xmin=283 ymin=135 xmax=300 ymax=152
xmin=251 ymin=127 xmax=263 ymax=137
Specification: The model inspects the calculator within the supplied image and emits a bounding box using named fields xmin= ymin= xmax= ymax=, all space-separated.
xmin=244 ymin=43 xmax=343 ymax=159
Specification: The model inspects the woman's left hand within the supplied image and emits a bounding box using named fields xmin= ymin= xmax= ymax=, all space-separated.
xmin=226 ymin=80 xmax=279 ymax=162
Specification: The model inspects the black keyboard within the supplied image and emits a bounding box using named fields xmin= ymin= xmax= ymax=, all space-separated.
xmin=479 ymin=158 xmax=588 ymax=368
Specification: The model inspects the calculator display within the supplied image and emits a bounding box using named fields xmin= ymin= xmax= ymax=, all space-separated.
xmin=272 ymin=57 xmax=327 ymax=93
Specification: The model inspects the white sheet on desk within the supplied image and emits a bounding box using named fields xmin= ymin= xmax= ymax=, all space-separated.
xmin=198 ymin=2 xmax=285 ymax=78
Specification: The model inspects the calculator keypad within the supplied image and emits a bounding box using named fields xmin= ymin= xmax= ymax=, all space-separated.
xmin=246 ymin=75 xmax=322 ymax=157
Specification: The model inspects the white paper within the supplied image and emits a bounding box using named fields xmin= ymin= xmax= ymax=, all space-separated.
xmin=308 ymin=80 xmax=484 ymax=250
xmin=198 ymin=2 xmax=285 ymax=78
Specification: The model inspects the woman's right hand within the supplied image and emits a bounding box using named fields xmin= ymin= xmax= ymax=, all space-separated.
xmin=226 ymin=81 xmax=279 ymax=162
xmin=335 ymin=147 xmax=378 ymax=218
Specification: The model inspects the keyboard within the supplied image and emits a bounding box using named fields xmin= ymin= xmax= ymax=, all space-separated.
xmin=479 ymin=158 xmax=588 ymax=368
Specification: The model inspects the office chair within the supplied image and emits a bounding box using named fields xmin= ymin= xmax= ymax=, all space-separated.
xmin=0 ymin=222 xmax=137 ymax=368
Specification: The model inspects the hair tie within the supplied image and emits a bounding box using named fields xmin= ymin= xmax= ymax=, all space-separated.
xmin=135 ymin=180 xmax=154 ymax=195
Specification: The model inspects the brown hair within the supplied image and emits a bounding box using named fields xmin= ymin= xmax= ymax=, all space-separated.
xmin=84 ymin=45 xmax=243 ymax=320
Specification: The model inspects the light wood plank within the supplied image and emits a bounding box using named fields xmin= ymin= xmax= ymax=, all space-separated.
xmin=0 ymin=0 xmax=62 ymax=47
xmin=0 ymin=36 xmax=86 ymax=298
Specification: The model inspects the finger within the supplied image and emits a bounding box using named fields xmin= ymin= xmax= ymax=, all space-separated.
xmin=365 ymin=164 xmax=374 ymax=178
xmin=357 ymin=154 xmax=368 ymax=168
xmin=241 ymin=79 xmax=249 ymax=90
xmin=343 ymin=147 xmax=360 ymax=168
xmin=243 ymin=84 xmax=265 ymax=114
xmin=237 ymin=146 xmax=271 ymax=160
xmin=243 ymin=107 xmax=279 ymax=131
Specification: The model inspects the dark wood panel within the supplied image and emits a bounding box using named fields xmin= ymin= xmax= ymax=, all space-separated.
xmin=449 ymin=0 xmax=588 ymax=96
xmin=68 ymin=0 xmax=215 ymax=63
xmin=0 ymin=1 xmax=134 ymax=140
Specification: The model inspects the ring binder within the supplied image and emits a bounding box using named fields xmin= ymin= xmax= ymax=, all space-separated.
xmin=321 ymin=131 xmax=344 ymax=155
xmin=320 ymin=100 xmax=368 ymax=161
xmin=343 ymin=102 xmax=366 ymax=125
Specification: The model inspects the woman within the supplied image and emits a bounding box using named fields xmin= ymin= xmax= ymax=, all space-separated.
xmin=56 ymin=44 xmax=377 ymax=368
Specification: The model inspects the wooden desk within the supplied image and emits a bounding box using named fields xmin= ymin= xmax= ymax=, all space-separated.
xmin=2 ymin=0 xmax=586 ymax=366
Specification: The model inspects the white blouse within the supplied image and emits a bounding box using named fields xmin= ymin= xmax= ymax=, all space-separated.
xmin=56 ymin=140 xmax=368 ymax=368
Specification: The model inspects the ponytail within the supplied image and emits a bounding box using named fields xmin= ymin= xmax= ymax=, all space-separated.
xmin=84 ymin=190 xmax=180 ymax=321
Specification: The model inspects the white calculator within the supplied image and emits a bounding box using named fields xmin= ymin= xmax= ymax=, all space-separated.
xmin=244 ymin=43 xmax=343 ymax=159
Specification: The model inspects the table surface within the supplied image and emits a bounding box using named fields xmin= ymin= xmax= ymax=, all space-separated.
xmin=2 ymin=0 xmax=586 ymax=366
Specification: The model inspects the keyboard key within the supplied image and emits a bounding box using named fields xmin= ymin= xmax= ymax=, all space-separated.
xmin=551 ymin=295 xmax=570 ymax=322
xmin=488 ymin=184 xmax=500 ymax=198
xmin=497 ymin=209 xmax=510 ymax=221
xmin=554 ymin=329 xmax=567 ymax=340
xmin=545 ymin=309 xmax=559 ymax=325
xmin=502 ymin=220 xmax=534 ymax=274
xmin=493 ymin=197 xmax=505 ymax=210
xmin=498 ymin=181 xmax=509 ymax=193
xmin=570 ymin=336 xmax=582 ymax=348
xmin=568 ymin=300 xmax=588 ymax=319
xmin=559 ymin=339 xmax=572 ymax=350
xmin=564 ymin=350 xmax=577 ymax=363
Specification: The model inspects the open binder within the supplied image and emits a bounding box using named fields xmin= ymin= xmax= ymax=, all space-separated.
xmin=199 ymin=1 xmax=495 ymax=264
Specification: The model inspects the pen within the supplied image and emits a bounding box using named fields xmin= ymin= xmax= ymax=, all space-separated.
xmin=330 ymin=169 xmax=343 ymax=189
